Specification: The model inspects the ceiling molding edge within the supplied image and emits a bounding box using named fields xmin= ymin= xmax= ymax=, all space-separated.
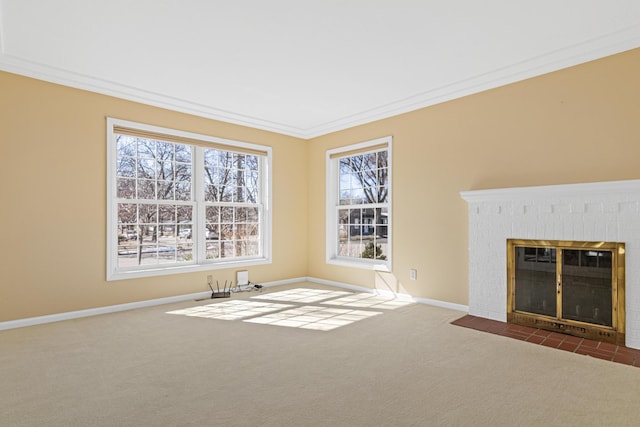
xmin=0 ymin=53 xmax=309 ymax=139
xmin=1 ymin=24 xmax=639 ymax=140
xmin=304 ymin=24 xmax=640 ymax=139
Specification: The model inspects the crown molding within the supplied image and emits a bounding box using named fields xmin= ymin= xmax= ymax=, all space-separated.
xmin=1 ymin=23 xmax=640 ymax=140
xmin=305 ymin=24 xmax=640 ymax=139
xmin=0 ymin=51 xmax=310 ymax=138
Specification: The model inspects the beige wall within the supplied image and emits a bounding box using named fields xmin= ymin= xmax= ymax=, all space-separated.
xmin=0 ymin=72 xmax=308 ymax=322
xmin=307 ymin=48 xmax=640 ymax=305
xmin=2 ymin=48 xmax=639 ymax=322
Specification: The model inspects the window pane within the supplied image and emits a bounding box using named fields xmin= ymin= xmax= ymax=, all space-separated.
xmin=236 ymin=241 xmax=247 ymax=257
xmin=157 ymin=181 xmax=175 ymax=200
xmin=204 ymin=184 xmax=218 ymax=202
xmin=139 ymin=204 xmax=157 ymax=224
xmin=175 ymin=145 xmax=191 ymax=163
xmin=137 ymin=140 xmax=155 ymax=159
xmin=221 ymin=241 xmax=234 ymax=258
xmin=137 ymin=179 xmax=155 ymax=199
xmin=117 ymin=157 xmax=136 ymax=178
xmin=221 ymin=207 xmax=234 ymax=222
xmin=338 ymin=209 xmax=348 ymax=252
xmin=246 ymin=241 xmax=260 ymax=257
xmin=139 ymin=226 xmax=156 ymax=244
xmin=137 ymin=159 xmax=155 ymax=179
xmin=116 ymin=135 xmax=136 ymax=157
xmin=178 ymin=244 xmax=193 ymax=261
xmin=246 ymin=207 xmax=259 ymax=222
xmin=236 ymin=207 xmax=247 ymax=222
xmin=206 ymin=242 xmax=220 ymax=259
xmin=246 ymin=224 xmax=259 ymax=239
xmin=118 ymin=203 xmax=137 ymax=224
xmin=208 ymin=225 xmax=220 ymax=240
xmin=156 ymin=142 xmax=174 ymax=161
xmin=236 ymin=224 xmax=247 ymax=239
xmin=178 ymin=225 xmax=192 ymax=241
xmin=376 ymin=207 xmax=388 ymax=238
xmin=362 ymin=153 xmax=376 ymax=169
xmin=177 ymin=206 xmax=192 ymax=223
xmin=204 ymin=167 xmax=215 ymax=185
xmin=175 ymin=181 xmax=191 ymax=201
xmin=159 ymin=205 xmax=176 ymax=223
xmin=350 ymin=208 xmax=362 ymax=225
xmin=157 ymin=161 xmax=174 ymax=180
xmin=117 ymin=178 xmax=136 ymax=199
xmin=140 ymin=245 xmax=158 ymax=265
xmin=175 ymin=164 xmax=191 ymax=181
xmin=158 ymin=245 xmax=177 ymax=264
xmin=220 ymin=224 xmax=233 ymax=240
xmin=118 ymin=245 xmax=138 ymax=268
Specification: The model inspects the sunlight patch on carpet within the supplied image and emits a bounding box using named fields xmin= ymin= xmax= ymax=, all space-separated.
xmin=243 ymin=305 xmax=382 ymax=331
xmin=322 ymin=293 xmax=414 ymax=310
xmin=251 ymin=288 xmax=352 ymax=303
xmin=166 ymin=300 xmax=293 ymax=320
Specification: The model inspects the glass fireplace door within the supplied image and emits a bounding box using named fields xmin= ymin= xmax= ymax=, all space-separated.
xmin=513 ymin=247 xmax=558 ymax=317
xmin=507 ymin=239 xmax=624 ymax=343
xmin=561 ymin=249 xmax=613 ymax=327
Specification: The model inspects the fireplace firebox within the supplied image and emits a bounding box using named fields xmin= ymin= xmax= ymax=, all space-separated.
xmin=507 ymin=239 xmax=625 ymax=344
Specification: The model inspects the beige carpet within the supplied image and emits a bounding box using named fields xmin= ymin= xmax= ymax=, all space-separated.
xmin=2 ymin=281 xmax=640 ymax=427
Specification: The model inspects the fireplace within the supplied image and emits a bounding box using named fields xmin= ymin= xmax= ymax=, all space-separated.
xmin=507 ymin=239 xmax=625 ymax=344
xmin=460 ymin=179 xmax=640 ymax=350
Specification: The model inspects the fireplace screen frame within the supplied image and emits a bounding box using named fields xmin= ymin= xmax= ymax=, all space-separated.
xmin=507 ymin=239 xmax=625 ymax=344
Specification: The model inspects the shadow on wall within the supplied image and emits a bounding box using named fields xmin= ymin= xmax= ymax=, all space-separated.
xmin=374 ymin=271 xmax=412 ymax=297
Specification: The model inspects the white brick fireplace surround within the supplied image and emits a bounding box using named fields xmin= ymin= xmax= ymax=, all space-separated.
xmin=460 ymin=180 xmax=640 ymax=350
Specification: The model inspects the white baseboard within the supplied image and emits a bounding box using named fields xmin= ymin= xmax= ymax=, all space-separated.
xmin=0 ymin=291 xmax=209 ymax=331
xmin=305 ymin=277 xmax=469 ymax=313
xmin=0 ymin=276 xmax=466 ymax=331
xmin=259 ymin=276 xmax=308 ymax=288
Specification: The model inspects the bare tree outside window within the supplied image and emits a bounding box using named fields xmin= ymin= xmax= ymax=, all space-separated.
xmin=337 ymin=149 xmax=389 ymax=260
xmin=116 ymin=138 xmax=262 ymax=267
xmin=108 ymin=118 xmax=271 ymax=281
xmin=116 ymin=135 xmax=194 ymax=266
xmin=203 ymin=149 xmax=261 ymax=260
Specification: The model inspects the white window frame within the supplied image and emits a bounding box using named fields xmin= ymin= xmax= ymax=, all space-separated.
xmin=326 ymin=136 xmax=392 ymax=272
xmin=106 ymin=118 xmax=272 ymax=281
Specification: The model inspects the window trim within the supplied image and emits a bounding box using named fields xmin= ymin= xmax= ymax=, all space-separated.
xmin=325 ymin=136 xmax=392 ymax=272
xmin=106 ymin=118 xmax=272 ymax=281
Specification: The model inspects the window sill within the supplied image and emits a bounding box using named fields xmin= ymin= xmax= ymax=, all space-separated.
xmin=326 ymin=257 xmax=391 ymax=272
xmin=107 ymin=257 xmax=271 ymax=281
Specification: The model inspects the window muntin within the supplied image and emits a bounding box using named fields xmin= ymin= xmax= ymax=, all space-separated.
xmin=327 ymin=137 xmax=391 ymax=270
xmin=107 ymin=118 xmax=271 ymax=280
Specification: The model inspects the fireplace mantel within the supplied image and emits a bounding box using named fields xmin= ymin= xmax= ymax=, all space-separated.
xmin=460 ymin=179 xmax=640 ymax=349
xmin=460 ymin=180 xmax=640 ymax=203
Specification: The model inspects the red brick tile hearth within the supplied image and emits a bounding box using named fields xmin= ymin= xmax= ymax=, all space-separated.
xmin=452 ymin=315 xmax=640 ymax=368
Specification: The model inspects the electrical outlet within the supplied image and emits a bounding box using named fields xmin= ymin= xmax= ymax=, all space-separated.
xmin=207 ymin=275 xmax=213 ymax=287
xmin=409 ymin=269 xmax=417 ymax=280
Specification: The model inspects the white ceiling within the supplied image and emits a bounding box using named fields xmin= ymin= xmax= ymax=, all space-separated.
xmin=1 ymin=1 xmax=640 ymax=139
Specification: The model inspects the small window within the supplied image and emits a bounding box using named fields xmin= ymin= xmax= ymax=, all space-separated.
xmin=107 ymin=118 xmax=272 ymax=280
xmin=326 ymin=137 xmax=392 ymax=270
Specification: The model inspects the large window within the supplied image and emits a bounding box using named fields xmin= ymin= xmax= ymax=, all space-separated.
xmin=107 ymin=118 xmax=271 ymax=280
xmin=326 ymin=137 xmax=392 ymax=271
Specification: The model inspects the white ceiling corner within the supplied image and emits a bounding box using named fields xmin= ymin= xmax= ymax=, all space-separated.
xmin=1 ymin=1 xmax=640 ymax=139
